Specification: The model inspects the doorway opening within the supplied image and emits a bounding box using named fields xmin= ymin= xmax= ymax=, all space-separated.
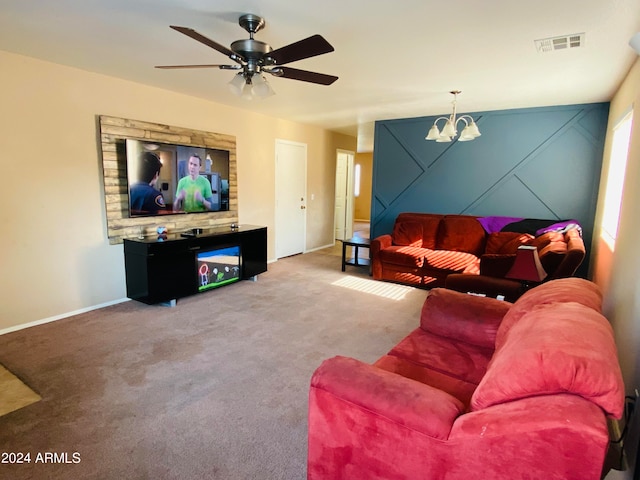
xmin=334 ymin=149 xmax=355 ymax=240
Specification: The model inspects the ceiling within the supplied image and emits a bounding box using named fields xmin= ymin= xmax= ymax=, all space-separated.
xmin=1 ymin=0 xmax=639 ymax=151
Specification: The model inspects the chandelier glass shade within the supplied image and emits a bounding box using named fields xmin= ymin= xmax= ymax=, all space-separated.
xmin=425 ymin=90 xmax=481 ymax=142
xmin=228 ymin=72 xmax=275 ymax=99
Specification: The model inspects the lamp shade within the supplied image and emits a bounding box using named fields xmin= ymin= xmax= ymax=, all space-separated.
xmin=630 ymin=32 xmax=640 ymax=55
xmin=252 ymin=74 xmax=275 ymax=98
xmin=506 ymin=246 xmax=547 ymax=282
xmin=465 ymin=120 xmax=481 ymax=137
xmin=241 ymin=82 xmax=253 ymax=100
xmin=425 ymin=125 xmax=441 ymax=140
xmin=458 ymin=126 xmax=475 ymax=141
xmin=228 ymin=73 xmax=245 ymax=96
xmin=441 ymin=119 xmax=456 ymax=137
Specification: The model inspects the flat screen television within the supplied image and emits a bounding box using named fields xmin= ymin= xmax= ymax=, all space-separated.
xmin=124 ymin=138 xmax=230 ymax=217
xmin=196 ymin=245 xmax=241 ymax=292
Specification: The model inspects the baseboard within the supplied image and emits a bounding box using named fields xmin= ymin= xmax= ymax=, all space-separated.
xmin=0 ymin=298 xmax=130 ymax=336
xmin=305 ymin=243 xmax=335 ymax=253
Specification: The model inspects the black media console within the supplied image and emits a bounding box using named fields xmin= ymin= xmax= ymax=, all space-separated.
xmin=123 ymin=225 xmax=267 ymax=305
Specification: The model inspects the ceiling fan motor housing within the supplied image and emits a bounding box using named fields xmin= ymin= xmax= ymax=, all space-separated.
xmin=238 ymin=14 xmax=265 ymax=35
xmin=230 ymin=39 xmax=273 ymax=60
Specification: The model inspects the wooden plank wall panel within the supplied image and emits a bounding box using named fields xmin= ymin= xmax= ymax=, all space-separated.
xmin=99 ymin=115 xmax=238 ymax=244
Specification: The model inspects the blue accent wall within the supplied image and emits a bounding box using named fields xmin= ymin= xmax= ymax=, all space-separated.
xmin=371 ymin=103 xmax=609 ymax=274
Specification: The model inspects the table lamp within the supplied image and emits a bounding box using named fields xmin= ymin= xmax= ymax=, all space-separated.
xmin=506 ymin=245 xmax=547 ymax=290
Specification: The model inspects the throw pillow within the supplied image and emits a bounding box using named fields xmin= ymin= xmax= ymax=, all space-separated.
xmin=471 ymin=302 xmax=624 ymax=418
xmin=393 ymin=221 xmax=423 ymax=247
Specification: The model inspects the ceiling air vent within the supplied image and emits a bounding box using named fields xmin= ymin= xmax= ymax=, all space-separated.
xmin=535 ymin=33 xmax=584 ymax=53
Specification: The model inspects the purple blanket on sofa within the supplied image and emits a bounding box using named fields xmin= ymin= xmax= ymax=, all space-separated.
xmin=479 ymin=216 xmax=582 ymax=236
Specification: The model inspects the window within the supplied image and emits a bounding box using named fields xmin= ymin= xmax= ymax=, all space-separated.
xmin=601 ymin=110 xmax=633 ymax=250
xmin=354 ymin=163 xmax=361 ymax=197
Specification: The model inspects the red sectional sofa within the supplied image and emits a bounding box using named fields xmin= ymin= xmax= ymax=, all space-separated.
xmin=308 ymin=278 xmax=624 ymax=480
xmin=370 ymin=212 xmax=585 ymax=300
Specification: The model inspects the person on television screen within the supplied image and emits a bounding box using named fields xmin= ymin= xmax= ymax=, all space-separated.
xmin=129 ymin=152 xmax=166 ymax=214
xmin=173 ymin=154 xmax=214 ymax=212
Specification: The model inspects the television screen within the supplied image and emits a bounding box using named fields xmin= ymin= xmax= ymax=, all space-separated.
xmin=125 ymin=138 xmax=230 ymax=217
xmin=196 ymin=245 xmax=241 ymax=292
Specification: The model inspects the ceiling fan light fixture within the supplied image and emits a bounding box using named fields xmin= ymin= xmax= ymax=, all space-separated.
xmin=241 ymin=82 xmax=254 ymax=100
xmin=228 ymin=73 xmax=245 ymax=95
xmin=252 ymin=75 xmax=275 ymax=98
xmin=630 ymin=32 xmax=640 ymax=55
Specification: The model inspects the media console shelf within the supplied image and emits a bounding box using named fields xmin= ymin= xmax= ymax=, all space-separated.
xmin=124 ymin=225 xmax=267 ymax=305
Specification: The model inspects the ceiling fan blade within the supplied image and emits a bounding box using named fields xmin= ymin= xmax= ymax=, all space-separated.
xmin=268 ymin=34 xmax=334 ymax=65
xmin=275 ymin=66 xmax=338 ymax=85
xmin=155 ymin=64 xmax=240 ymax=69
xmin=170 ymin=26 xmax=244 ymax=63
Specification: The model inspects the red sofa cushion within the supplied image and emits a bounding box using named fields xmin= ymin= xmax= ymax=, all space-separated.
xmin=436 ymin=215 xmax=486 ymax=255
xmin=422 ymin=250 xmax=479 ymax=273
xmin=471 ymin=302 xmax=624 ymax=418
xmin=378 ymin=246 xmax=425 ymax=267
xmin=496 ymin=278 xmax=602 ymax=349
xmin=394 ymin=213 xmax=441 ymax=249
xmin=388 ymin=328 xmax=493 ymax=386
xmin=392 ymin=221 xmax=423 ymax=247
xmin=374 ymin=354 xmax=479 ymax=407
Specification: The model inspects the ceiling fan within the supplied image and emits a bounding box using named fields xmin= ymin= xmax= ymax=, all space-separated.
xmin=156 ymin=14 xmax=338 ymax=98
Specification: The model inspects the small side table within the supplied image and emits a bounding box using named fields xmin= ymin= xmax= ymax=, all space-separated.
xmin=339 ymin=237 xmax=371 ymax=273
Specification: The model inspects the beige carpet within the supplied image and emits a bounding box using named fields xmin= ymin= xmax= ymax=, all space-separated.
xmin=0 ymin=364 xmax=41 ymax=416
xmin=0 ymin=249 xmax=427 ymax=479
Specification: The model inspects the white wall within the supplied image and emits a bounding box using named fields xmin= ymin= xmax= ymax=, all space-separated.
xmin=592 ymin=56 xmax=640 ymax=478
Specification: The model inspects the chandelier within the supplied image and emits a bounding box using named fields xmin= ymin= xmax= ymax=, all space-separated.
xmin=425 ymin=90 xmax=481 ymax=142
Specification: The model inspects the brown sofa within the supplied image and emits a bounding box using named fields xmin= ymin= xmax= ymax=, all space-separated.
xmin=371 ymin=212 xmax=586 ymax=300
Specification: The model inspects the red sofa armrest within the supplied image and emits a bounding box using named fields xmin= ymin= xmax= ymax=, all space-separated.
xmin=310 ymin=356 xmax=465 ymax=439
xmin=549 ymin=229 xmax=586 ymax=279
xmin=421 ymin=288 xmax=511 ymax=348
xmin=370 ymin=234 xmax=392 ymax=254
xmin=370 ymin=234 xmax=393 ymax=278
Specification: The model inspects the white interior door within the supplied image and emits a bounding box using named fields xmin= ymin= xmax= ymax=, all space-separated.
xmin=275 ymin=140 xmax=307 ymax=258
xmin=334 ymin=150 xmax=355 ymax=240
